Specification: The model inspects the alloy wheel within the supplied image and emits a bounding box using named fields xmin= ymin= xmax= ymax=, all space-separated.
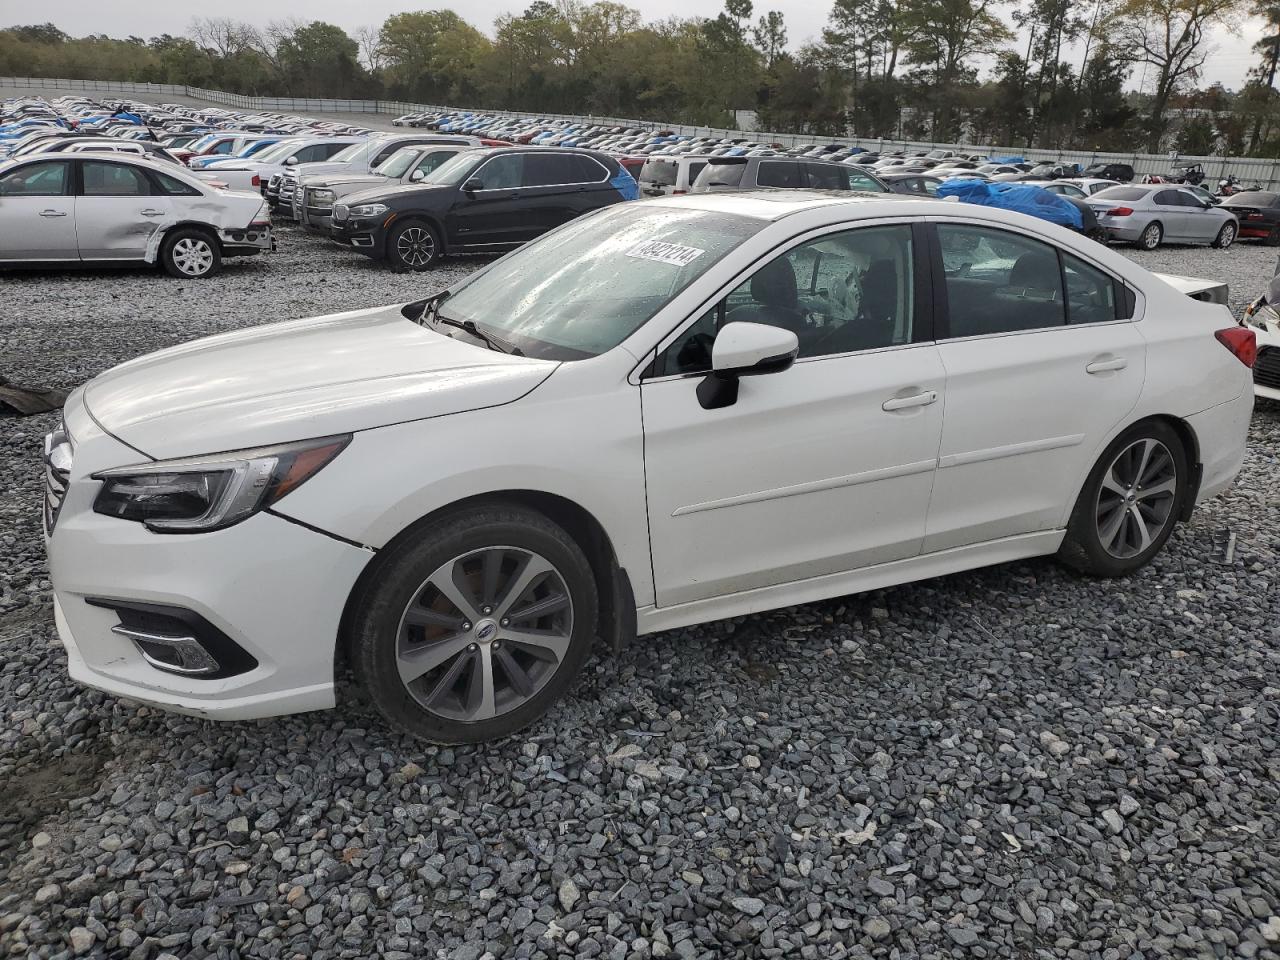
xmin=395 ymin=546 xmax=574 ymax=722
xmin=1095 ymin=438 xmax=1178 ymax=559
xmin=396 ymin=227 xmax=435 ymax=267
xmin=1217 ymin=224 xmax=1236 ymax=249
xmin=172 ymin=237 xmax=214 ymax=276
xmin=1140 ymin=224 xmax=1161 ymax=250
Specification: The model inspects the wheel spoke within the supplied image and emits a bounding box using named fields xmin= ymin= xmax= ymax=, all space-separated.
xmin=1099 ymin=501 xmax=1127 ymax=551
xmin=504 ymin=627 xmax=571 ymax=663
xmin=1100 ymin=469 xmax=1129 ymax=498
xmin=404 ymin=606 xmax=466 ymax=630
xmin=421 ymin=647 xmax=475 ymax=708
xmin=481 ymin=549 xmax=504 ymax=608
xmin=1133 ymin=439 xmax=1154 ymax=489
xmin=398 ymin=631 xmax=472 ymax=684
xmin=1130 ymin=504 xmax=1154 ymax=553
xmin=1137 ymin=476 xmax=1176 ymax=501
xmin=464 ymin=646 xmax=497 ymax=720
xmin=494 ymin=554 xmax=555 ymax=619
xmin=429 ymin=560 xmax=482 ymax=623
xmin=509 ymin=591 xmax=570 ymax=622
xmin=494 ymin=645 xmax=535 ymax=697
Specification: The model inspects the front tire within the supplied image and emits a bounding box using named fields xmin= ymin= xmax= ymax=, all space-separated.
xmin=160 ymin=227 xmax=221 ymax=278
xmin=1058 ymin=421 xmax=1187 ymax=577
xmin=1138 ymin=222 xmax=1163 ymax=250
xmin=1212 ymin=222 xmax=1236 ymax=249
xmin=386 ymin=219 xmax=439 ymax=272
xmin=350 ymin=504 xmax=599 ymax=743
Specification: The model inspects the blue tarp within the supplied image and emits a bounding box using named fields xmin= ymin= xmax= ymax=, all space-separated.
xmin=988 ymin=155 xmax=1025 ymax=164
xmin=936 ymin=179 xmax=1083 ymax=230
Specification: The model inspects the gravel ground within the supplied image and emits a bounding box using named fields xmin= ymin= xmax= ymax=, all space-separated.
xmin=1 ymin=229 xmax=1278 ymax=959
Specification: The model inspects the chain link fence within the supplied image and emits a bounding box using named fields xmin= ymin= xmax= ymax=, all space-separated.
xmin=7 ymin=75 xmax=1280 ymax=188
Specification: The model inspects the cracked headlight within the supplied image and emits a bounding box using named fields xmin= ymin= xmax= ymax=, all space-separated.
xmin=92 ymin=436 xmax=349 ymax=533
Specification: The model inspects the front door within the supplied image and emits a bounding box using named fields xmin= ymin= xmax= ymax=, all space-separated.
xmin=641 ymin=222 xmax=945 ymax=607
xmin=75 ymin=159 xmax=170 ymax=261
xmin=448 ymin=153 xmax=534 ymax=249
xmin=923 ymin=222 xmax=1146 ymax=552
xmin=0 ymin=158 xmax=77 ymax=260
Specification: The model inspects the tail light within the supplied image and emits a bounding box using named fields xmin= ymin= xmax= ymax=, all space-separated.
xmin=1246 ymin=212 xmax=1263 ymax=220
xmin=672 ymin=189 xmax=687 ymax=195
xmin=1105 ymin=206 xmax=1133 ymax=217
xmin=1215 ymin=327 xmax=1257 ymax=367
xmin=251 ymin=175 xmax=260 ymax=187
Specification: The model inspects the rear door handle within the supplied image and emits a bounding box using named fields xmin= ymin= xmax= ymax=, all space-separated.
xmin=1086 ymin=357 xmax=1128 ymax=374
xmin=140 ymin=209 xmax=165 ymax=217
xmin=882 ymin=390 xmax=938 ymax=412
xmin=39 ymin=209 xmax=68 ymax=218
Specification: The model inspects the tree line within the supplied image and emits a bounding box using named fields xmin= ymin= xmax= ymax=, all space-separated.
xmin=3 ymin=0 xmax=1279 ymax=156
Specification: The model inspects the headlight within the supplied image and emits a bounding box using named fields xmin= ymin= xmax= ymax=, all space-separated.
xmin=311 ymin=188 xmax=336 ymax=201
xmin=92 ymin=435 xmax=349 ymax=533
xmin=350 ymin=203 xmax=389 ymax=218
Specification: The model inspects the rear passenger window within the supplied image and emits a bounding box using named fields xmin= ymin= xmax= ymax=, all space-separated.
xmin=569 ymin=154 xmax=608 ymax=183
xmin=938 ymin=225 xmax=1065 ymax=336
xmin=1062 ymin=253 xmax=1117 ymax=325
xmin=524 ymin=154 xmax=578 ymax=186
xmin=81 ymin=161 xmax=152 ymax=197
xmin=805 ymin=162 xmax=847 ymax=190
xmin=756 ymin=161 xmax=803 ymax=188
xmin=847 ymin=171 xmax=885 ymax=192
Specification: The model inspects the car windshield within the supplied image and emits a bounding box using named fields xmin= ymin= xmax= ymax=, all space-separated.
xmin=375 ymin=148 xmax=421 ymax=178
xmin=421 ymin=152 xmax=485 ymax=185
xmin=1092 ymin=186 xmax=1149 ymax=202
xmin=253 ymin=140 xmax=303 ymax=163
xmin=1223 ymin=191 xmax=1278 ymax=207
xmin=327 ymin=140 xmax=376 ymax=164
xmin=436 ymin=205 xmax=758 ymax=360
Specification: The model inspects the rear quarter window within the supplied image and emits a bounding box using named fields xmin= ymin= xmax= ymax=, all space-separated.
xmin=641 ymin=161 xmax=677 ymax=185
xmin=695 ymin=162 xmax=745 ymax=190
xmin=1093 ymin=187 xmax=1149 ymax=203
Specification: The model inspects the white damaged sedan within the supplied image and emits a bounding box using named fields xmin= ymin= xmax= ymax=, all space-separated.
xmin=44 ymin=192 xmax=1254 ymax=742
xmin=0 ymin=152 xmax=270 ymax=278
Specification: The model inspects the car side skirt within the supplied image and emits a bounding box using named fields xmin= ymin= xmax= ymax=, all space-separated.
xmin=634 ymin=530 xmax=1064 ymax=636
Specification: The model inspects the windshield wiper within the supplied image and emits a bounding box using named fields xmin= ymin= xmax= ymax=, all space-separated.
xmin=436 ymin=315 xmax=522 ymax=355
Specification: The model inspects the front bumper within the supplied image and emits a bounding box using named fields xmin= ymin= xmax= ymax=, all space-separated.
xmin=45 ymin=404 xmax=373 ymax=720
xmin=328 ymin=218 xmax=383 ymax=256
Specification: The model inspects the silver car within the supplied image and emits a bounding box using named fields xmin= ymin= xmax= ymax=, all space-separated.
xmin=0 ymin=153 xmax=271 ymax=278
xmin=1087 ymin=184 xmax=1238 ymax=249
xmin=297 ymin=144 xmax=469 ymax=233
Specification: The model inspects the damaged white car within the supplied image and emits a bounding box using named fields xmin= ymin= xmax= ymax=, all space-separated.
xmin=0 ymin=152 xmax=271 ymax=278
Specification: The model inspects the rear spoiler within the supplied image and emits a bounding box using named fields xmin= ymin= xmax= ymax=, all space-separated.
xmin=1153 ymin=272 xmax=1228 ymax=306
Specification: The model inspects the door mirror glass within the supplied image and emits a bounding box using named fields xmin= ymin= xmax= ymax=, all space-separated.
xmin=409 ymin=169 xmax=425 ymax=182
xmin=463 ymin=177 xmax=484 ymax=193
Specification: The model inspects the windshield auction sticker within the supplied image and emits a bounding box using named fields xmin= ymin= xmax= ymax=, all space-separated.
xmin=626 ymin=240 xmax=705 ymax=267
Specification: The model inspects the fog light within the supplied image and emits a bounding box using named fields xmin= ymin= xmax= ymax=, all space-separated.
xmin=114 ymin=625 xmax=220 ymax=676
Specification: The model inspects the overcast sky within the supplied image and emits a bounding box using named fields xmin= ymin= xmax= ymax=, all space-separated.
xmin=4 ymin=0 xmax=1265 ymax=91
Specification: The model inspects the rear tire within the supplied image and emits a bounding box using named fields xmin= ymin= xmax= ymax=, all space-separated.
xmin=350 ymin=504 xmax=599 ymax=743
xmin=1138 ymin=222 xmax=1163 ymax=250
xmin=386 ymin=219 xmax=440 ymax=272
xmin=1266 ymin=226 xmax=1280 ymax=248
xmin=160 ymin=227 xmax=221 ymax=278
xmin=1212 ymin=222 xmax=1236 ymax=249
xmin=1058 ymin=421 xmax=1188 ymax=578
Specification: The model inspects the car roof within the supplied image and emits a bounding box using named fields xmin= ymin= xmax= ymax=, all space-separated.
xmin=643 ymin=190 xmax=916 ymax=221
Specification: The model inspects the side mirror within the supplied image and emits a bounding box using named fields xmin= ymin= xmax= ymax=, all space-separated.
xmin=284 ymin=156 xmax=297 ymax=166
xmin=409 ymin=169 xmax=425 ymax=182
xmin=463 ymin=177 xmax=484 ymax=194
xmin=697 ymin=321 xmax=799 ymax=410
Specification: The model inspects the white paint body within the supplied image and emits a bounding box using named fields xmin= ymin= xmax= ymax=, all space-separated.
xmin=44 ymin=193 xmax=1253 ymax=719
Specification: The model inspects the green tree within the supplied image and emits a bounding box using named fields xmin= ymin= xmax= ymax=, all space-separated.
xmin=276 ymin=22 xmax=363 ymax=97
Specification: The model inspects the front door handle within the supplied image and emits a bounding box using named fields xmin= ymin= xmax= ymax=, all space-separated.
xmin=1086 ymin=356 xmax=1128 ymax=374
xmin=39 ymin=209 xmax=68 ymax=217
xmin=140 ymin=209 xmax=165 ymax=217
xmin=882 ymin=390 xmax=938 ymax=412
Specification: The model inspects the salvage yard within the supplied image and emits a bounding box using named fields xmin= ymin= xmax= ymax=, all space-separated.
xmin=1 ymin=229 xmax=1278 ymax=958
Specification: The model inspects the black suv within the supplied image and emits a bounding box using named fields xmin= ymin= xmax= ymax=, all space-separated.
xmin=690 ymin=156 xmax=889 ymax=194
xmin=329 ymin=146 xmax=639 ymax=270
xmin=1080 ymin=162 xmax=1135 ymax=183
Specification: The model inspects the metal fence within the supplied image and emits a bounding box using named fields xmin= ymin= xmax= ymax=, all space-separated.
xmin=7 ymin=74 xmax=1280 ymax=188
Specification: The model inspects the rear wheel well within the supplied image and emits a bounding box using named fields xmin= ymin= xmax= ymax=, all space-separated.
xmin=335 ymin=491 xmax=634 ymax=689
xmin=1115 ymin=414 xmax=1200 ymax=520
xmin=161 ymin=221 xmax=220 ymax=250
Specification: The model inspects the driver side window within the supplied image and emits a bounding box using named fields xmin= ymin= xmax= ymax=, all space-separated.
xmin=655 ymin=225 xmax=915 ymax=376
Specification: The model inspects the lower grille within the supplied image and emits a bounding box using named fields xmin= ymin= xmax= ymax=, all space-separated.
xmin=43 ymin=422 xmax=73 ymax=534
xmin=1255 ymin=346 xmax=1280 ymax=391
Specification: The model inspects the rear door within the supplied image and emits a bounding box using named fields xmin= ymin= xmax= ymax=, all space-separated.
xmin=923 ymin=221 xmax=1145 ymax=552
xmin=0 ymin=158 xmax=77 ymax=260
xmin=1152 ymin=189 xmax=1193 ymax=240
xmin=75 ymin=158 xmax=171 ymax=261
xmin=520 ymin=153 xmax=581 ymax=233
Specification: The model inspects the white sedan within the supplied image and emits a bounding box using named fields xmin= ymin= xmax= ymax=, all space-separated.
xmin=44 ymin=193 xmax=1253 ymax=742
xmin=194 ymin=136 xmax=363 ymax=192
xmin=0 ymin=152 xmax=270 ymax=277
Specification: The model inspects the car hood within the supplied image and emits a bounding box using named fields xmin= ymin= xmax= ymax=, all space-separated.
xmin=340 ymin=182 xmax=454 ymax=206
xmin=82 ymin=304 xmax=557 ymax=460
xmin=290 ymin=160 xmax=359 ymax=179
xmin=310 ymin=173 xmax=387 ymax=191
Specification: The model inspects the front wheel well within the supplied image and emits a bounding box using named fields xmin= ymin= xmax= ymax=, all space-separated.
xmin=334 ymin=491 xmax=634 ymax=689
